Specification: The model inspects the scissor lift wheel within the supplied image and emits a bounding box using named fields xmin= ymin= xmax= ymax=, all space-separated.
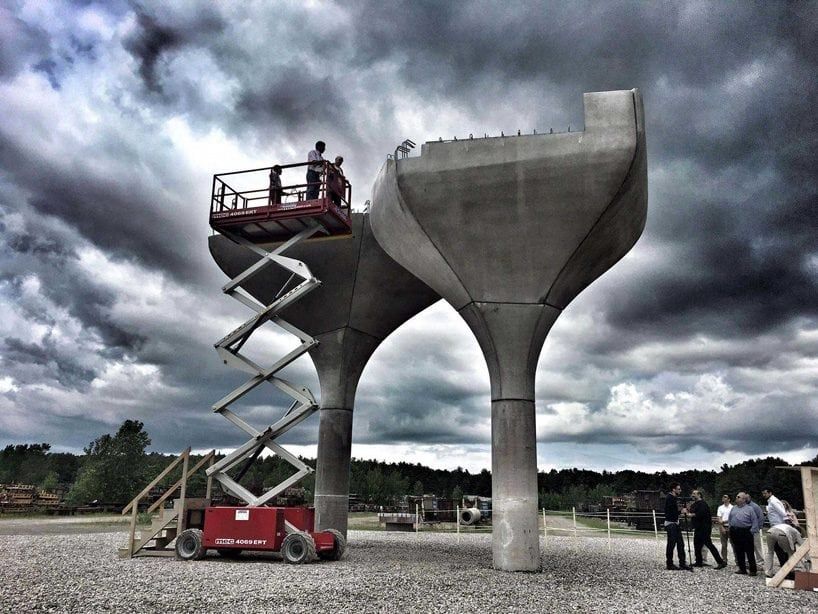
xmin=317 ymin=529 xmax=346 ymax=561
xmin=281 ymin=531 xmax=317 ymax=564
xmin=175 ymin=528 xmax=206 ymax=561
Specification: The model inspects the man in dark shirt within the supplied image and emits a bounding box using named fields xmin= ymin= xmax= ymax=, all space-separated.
xmin=689 ymin=489 xmax=726 ymax=568
xmin=664 ymin=483 xmax=690 ymax=570
xmin=268 ymin=165 xmax=283 ymax=205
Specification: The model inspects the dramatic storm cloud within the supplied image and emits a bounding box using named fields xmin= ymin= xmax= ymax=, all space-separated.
xmin=0 ymin=1 xmax=816 ymax=473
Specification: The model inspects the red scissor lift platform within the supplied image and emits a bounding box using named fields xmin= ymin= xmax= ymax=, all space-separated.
xmin=210 ymin=160 xmax=352 ymax=243
xmin=175 ymin=505 xmax=343 ymax=564
xmin=179 ymin=159 xmax=353 ymax=564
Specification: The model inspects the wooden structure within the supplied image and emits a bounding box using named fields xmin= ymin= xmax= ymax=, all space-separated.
xmin=118 ymin=448 xmax=215 ymax=558
xmin=0 ymin=484 xmax=62 ymax=513
xmin=766 ymin=465 xmax=818 ymax=590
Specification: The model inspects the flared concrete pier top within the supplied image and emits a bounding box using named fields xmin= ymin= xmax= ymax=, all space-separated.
xmin=209 ymin=213 xmax=439 ymax=536
xmin=370 ymin=89 xmax=647 ymax=571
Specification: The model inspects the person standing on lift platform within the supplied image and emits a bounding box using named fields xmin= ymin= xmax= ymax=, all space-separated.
xmin=269 ymin=165 xmax=283 ymax=205
xmin=306 ymin=141 xmax=326 ymax=200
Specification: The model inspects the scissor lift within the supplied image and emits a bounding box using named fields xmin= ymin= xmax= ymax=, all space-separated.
xmin=174 ymin=161 xmax=352 ymax=563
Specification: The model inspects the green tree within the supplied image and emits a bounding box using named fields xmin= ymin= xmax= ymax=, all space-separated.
xmin=412 ymin=480 xmax=424 ymax=496
xmin=67 ymin=420 xmax=151 ymax=505
xmin=0 ymin=443 xmax=51 ymax=484
xmin=715 ymin=457 xmax=802 ymax=508
xmin=48 ymin=452 xmax=81 ymax=485
xmin=364 ymin=467 xmax=385 ymax=503
xmin=539 ymin=490 xmax=564 ymax=510
xmin=451 ymin=485 xmax=464 ymax=504
xmin=384 ymin=471 xmax=409 ymax=504
xmin=40 ymin=471 xmax=59 ymax=493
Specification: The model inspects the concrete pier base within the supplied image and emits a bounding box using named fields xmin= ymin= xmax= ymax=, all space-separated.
xmin=314 ymin=407 xmax=354 ymax=535
xmin=492 ymin=399 xmax=540 ymax=571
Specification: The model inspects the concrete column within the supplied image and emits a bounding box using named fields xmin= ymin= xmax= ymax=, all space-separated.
xmin=492 ymin=399 xmax=539 ymax=570
xmin=314 ymin=407 xmax=353 ymax=535
xmin=461 ymin=302 xmax=558 ymax=571
xmin=310 ymin=327 xmax=380 ymax=537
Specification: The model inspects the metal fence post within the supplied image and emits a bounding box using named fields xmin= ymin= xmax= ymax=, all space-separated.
xmin=456 ymin=505 xmax=460 ymax=543
xmin=653 ymin=509 xmax=659 ymax=558
xmin=542 ymin=508 xmax=547 ymax=547
xmin=572 ymin=506 xmax=578 ymax=541
xmin=416 ymin=503 xmax=420 ymax=536
xmin=607 ymin=508 xmax=611 ymax=551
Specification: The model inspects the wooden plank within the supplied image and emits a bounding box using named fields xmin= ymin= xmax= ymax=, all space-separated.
xmin=127 ymin=500 xmax=138 ymax=558
xmin=178 ymin=450 xmax=189 ymax=533
xmin=121 ymin=447 xmax=191 ymax=515
xmin=801 ymin=467 xmax=818 ymax=569
xmin=131 ymin=514 xmax=179 ymax=554
xmin=205 ymin=451 xmax=214 ymax=501
xmin=766 ymin=541 xmax=810 ymax=588
xmin=145 ymin=451 xmax=215 ymax=514
xmin=132 ymin=549 xmax=176 ymax=558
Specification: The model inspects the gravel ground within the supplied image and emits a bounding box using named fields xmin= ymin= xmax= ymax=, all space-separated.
xmin=0 ymin=515 xmax=129 ymax=536
xmin=1 ymin=530 xmax=817 ymax=613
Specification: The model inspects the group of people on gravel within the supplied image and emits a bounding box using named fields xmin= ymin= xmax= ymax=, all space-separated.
xmin=664 ymin=483 xmax=807 ymax=579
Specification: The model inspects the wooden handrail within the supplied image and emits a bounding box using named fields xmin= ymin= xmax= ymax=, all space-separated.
xmin=146 ymin=450 xmax=216 ymax=515
xmin=121 ymin=447 xmax=191 ymax=515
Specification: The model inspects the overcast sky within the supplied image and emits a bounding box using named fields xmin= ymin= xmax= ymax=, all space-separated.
xmin=1 ymin=1 xmax=816 ymax=475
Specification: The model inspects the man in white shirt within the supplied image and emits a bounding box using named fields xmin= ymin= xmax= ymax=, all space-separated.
xmin=762 ymin=487 xmax=787 ymax=525
xmin=762 ymin=487 xmax=790 ymax=570
xmin=716 ymin=494 xmax=733 ymax=564
xmin=306 ymin=141 xmax=326 ymax=200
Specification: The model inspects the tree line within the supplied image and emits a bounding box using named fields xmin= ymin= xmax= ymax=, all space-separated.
xmin=1 ymin=420 xmax=813 ymax=510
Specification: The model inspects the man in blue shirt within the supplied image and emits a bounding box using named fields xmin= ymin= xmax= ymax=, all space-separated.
xmin=729 ymin=492 xmax=759 ymax=575
xmin=746 ymin=494 xmax=766 ymax=570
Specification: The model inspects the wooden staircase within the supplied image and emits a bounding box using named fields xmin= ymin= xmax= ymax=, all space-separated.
xmin=118 ymin=499 xmax=181 ymax=558
xmin=118 ymin=448 xmax=215 ymax=558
